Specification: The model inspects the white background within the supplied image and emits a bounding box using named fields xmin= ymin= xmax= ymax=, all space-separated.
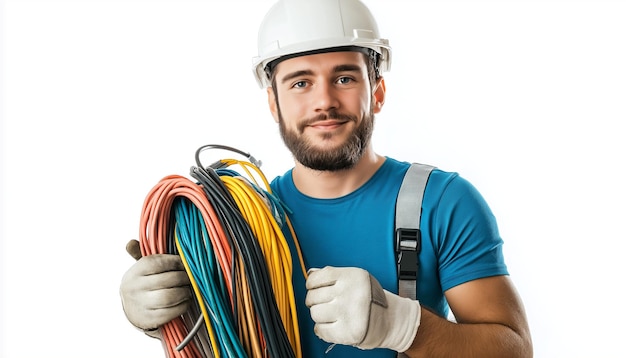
xmin=2 ymin=0 xmax=625 ymax=357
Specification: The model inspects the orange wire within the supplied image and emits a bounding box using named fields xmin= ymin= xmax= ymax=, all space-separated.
xmin=138 ymin=164 xmax=306 ymax=357
xmin=139 ymin=174 xmax=235 ymax=357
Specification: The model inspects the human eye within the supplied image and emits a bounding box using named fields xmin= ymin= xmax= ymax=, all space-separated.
xmin=336 ymin=76 xmax=354 ymax=85
xmin=291 ymin=80 xmax=308 ymax=89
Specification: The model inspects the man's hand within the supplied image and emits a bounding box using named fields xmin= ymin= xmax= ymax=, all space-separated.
xmin=305 ymin=266 xmax=421 ymax=352
xmin=119 ymin=239 xmax=192 ymax=331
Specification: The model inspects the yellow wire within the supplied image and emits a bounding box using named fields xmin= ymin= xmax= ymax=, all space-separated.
xmin=175 ymin=230 xmax=220 ymax=358
xmin=220 ymin=159 xmax=271 ymax=192
xmin=236 ymin=255 xmax=263 ymax=357
xmin=221 ymin=175 xmax=302 ymax=357
xmin=155 ymin=156 xmax=306 ymax=358
xmin=184 ymin=158 xmax=305 ymax=357
xmin=220 ymin=158 xmax=308 ymax=279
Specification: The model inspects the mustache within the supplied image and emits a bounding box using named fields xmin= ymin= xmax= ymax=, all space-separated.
xmin=300 ymin=110 xmax=358 ymax=128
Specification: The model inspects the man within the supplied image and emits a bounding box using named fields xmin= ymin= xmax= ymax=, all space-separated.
xmin=120 ymin=0 xmax=533 ymax=357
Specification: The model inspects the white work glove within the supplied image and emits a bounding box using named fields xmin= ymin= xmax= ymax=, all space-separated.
xmin=119 ymin=239 xmax=192 ymax=332
xmin=305 ymin=266 xmax=421 ymax=352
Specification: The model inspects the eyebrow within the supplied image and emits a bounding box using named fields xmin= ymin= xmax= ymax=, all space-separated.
xmin=281 ymin=70 xmax=314 ymax=84
xmin=280 ymin=64 xmax=364 ymax=85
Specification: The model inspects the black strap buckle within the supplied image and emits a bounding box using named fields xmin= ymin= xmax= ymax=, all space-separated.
xmin=396 ymin=228 xmax=421 ymax=280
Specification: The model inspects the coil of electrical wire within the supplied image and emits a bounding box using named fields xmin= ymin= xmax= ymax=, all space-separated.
xmin=138 ymin=144 xmax=307 ymax=358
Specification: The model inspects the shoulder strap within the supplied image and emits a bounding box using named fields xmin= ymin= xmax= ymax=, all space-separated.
xmin=395 ymin=163 xmax=435 ymax=300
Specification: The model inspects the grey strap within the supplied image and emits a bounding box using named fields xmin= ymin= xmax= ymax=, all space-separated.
xmin=395 ymin=163 xmax=435 ymax=299
xmin=395 ymin=163 xmax=434 ymax=358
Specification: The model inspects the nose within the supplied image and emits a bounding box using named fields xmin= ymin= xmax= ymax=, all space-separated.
xmin=313 ymin=81 xmax=340 ymax=113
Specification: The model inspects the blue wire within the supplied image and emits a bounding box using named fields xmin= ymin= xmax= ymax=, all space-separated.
xmin=173 ymin=198 xmax=246 ymax=357
xmin=176 ymin=200 xmax=240 ymax=357
xmin=167 ymin=166 xmax=297 ymax=357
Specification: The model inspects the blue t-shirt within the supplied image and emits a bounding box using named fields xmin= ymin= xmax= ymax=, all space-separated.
xmin=270 ymin=157 xmax=508 ymax=358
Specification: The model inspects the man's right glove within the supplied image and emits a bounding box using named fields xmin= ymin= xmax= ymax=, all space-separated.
xmin=305 ymin=266 xmax=421 ymax=352
xmin=119 ymin=239 xmax=192 ymax=332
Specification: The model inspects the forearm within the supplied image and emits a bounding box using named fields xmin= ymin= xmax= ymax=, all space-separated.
xmin=403 ymin=307 xmax=532 ymax=358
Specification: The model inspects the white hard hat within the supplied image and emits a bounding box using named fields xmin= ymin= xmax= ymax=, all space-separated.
xmin=252 ymin=0 xmax=392 ymax=88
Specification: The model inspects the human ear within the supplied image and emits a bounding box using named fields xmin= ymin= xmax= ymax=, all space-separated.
xmin=267 ymin=87 xmax=280 ymax=123
xmin=372 ymin=77 xmax=386 ymax=114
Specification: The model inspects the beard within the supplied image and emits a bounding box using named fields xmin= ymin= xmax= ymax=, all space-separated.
xmin=278 ymin=107 xmax=375 ymax=171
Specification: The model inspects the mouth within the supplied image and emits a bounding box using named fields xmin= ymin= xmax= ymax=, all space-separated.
xmin=308 ymin=119 xmax=349 ymax=130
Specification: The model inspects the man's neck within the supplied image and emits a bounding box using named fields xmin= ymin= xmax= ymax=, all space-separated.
xmin=291 ymin=148 xmax=385 ymax=199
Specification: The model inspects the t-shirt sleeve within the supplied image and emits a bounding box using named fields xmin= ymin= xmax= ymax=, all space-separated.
xmin=433 ymin=174 xmax=509 ymax=292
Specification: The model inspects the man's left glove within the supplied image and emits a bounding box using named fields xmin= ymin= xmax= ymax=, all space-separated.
xmin=305 ymin=266 xmax=421 ymax=352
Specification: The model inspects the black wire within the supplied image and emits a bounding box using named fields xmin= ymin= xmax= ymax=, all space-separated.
xmin=167 ymin=207 xmax=178 ymax=254
xmin=189 ymin=165 xmax=295 ymax=358
xmin=194 ymin=144 xmax=262 ymax=171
